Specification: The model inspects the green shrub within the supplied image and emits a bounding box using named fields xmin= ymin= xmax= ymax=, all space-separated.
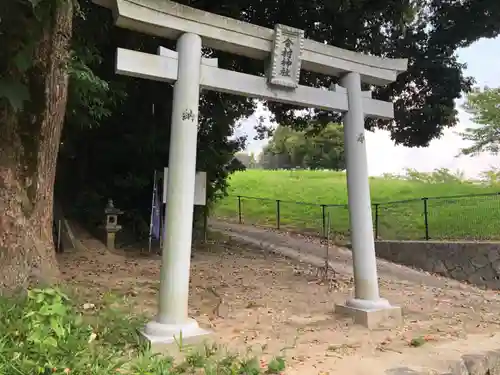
xmin=0 ymin=287 xmax=286 ymax=375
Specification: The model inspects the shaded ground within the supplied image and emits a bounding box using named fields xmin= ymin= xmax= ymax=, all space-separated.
xmin=58 ymin=222 xmax=500 ymax=374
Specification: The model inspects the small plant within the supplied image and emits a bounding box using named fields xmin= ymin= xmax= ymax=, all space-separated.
xmin=24 ymin=288 xmax=74 ymax=348
xmin=409 ymin=337 xmax=426 ymax=347
xmin=0 ymin=287 xmax=287 ymax=374
xmin=266 ymin=357 xmax=286 ymax=374
xmin=409 ymin=335 xmax=435 ymax=347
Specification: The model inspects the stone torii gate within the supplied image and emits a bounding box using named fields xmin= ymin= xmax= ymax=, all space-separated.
xmin=93 ymin=0 xmax=408 ymax=346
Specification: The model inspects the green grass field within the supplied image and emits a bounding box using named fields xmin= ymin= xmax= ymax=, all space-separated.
xmin=213 ymin=169 xmax=500 ymax=241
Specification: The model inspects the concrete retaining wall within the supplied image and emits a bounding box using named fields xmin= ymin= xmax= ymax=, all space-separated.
xmin=388 ymin=348 xmax=500 ymax=375
xmin=375 ymin=240 xmax=500 ymax=289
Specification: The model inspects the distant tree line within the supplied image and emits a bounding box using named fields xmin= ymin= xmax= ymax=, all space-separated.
xmin=236 ymin=123 xmax=345 ymax=170
xmin=234 ymin=152 xmax=258 ymax=169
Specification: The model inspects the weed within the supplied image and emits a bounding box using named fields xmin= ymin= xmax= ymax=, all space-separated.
xmin=0 ymin=287 xmax=286 ymax=374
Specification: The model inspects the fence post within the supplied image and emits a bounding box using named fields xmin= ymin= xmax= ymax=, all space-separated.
xmin=374 ymin=203 xmax=379 ymax=239
xmin=423 ymin=197 xmax=429 ymax=240
xmin=203 ymin=205 xmax=208 ymax=242
xmin=57 ymin=219 xmax=62 ymax=252
xmin=321 ymin=204 xmax=326 ymax=237
xmin=276 ymin=200 xmax=281 ymax=230
xmin=237 ymin=196 xmax=242 ymax=224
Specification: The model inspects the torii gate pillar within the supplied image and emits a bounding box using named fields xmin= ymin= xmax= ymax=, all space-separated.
xmin=142 ymin=33 xmax=211 ymax=346
xmin=334 ymin=72 xmax=402 ymax=328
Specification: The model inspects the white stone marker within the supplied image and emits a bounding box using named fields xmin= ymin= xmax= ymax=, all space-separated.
xmin=334 ymin=72 xmax=401 ymax=328
xmin=162 ymin=168 xmax=207 ymax=206
xmin=142 ymin=33 xmax=210 ymax=346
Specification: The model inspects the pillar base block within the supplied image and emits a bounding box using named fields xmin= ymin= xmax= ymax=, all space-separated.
xmin=141 ymin=318 xmax=212 ymax=354
xmin=335 ymin=298 xmax=402 ymax=329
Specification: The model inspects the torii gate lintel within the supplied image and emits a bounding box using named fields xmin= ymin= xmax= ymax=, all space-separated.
xmin=116 ymin=47 xmax=394 ymax=119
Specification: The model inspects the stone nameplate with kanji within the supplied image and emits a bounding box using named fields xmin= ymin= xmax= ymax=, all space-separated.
xmin=268 ymin=24 xmax=304 ymax=89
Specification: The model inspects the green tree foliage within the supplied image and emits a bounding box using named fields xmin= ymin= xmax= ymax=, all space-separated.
xmin=55 ymin=0 xmax=253 ymax=235
xmin=479 ymin=168 xmax=500 ymax=185
xmin=1 ymin=0 xmax=500 ymax=272
xmin=248 ymin=153 xmax=258 ymax=169
xmin=235 ymin=152 xmax=258 ymax=169
xmin=383 ymin=168 xmax=467 ymax=184
xmin=260 ymin=123 xmax=345 ymax=170
xmin=460 ymin=86 xmax=500 ymax=155
xmin=185 ymin=0 xmax=500 ymax=147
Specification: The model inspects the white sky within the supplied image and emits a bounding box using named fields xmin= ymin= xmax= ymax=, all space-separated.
xmin=235 ymin=36 xmax=500 ymax=178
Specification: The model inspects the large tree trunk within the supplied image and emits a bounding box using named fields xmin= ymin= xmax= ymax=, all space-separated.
xmin=0 ymin=0 xmax=73 ymax=291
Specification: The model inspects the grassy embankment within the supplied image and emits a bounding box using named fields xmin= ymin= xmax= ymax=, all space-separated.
xmin=214 ymin=170 xmax=500 ymax=240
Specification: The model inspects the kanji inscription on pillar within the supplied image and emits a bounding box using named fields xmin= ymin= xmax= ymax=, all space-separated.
xmin=268 ymin=24 xmax=304 ymax=89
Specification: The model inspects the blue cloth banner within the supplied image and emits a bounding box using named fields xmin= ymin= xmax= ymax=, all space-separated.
xmin=152 ymin=184 xmax=161 ymax=240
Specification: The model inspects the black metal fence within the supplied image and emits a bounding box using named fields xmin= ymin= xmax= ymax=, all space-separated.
xmin=215 ymin=192 xmax=500 ymax=241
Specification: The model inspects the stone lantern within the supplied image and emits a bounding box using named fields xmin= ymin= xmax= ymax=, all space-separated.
xmin=104 ymin=199 xmax=123 ymax=250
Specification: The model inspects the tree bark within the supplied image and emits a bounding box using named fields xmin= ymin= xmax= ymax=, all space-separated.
xmin=0 ymin=0 xmax=73 ymax=291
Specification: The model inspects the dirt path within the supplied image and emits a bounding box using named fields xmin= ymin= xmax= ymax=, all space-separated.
xmin=59 ymin=222 xmax=500 ymax=374
xmin=208 ymin=220 xmax=500 ymax=373
xmin=210 ymin=219 xmax=478 ymax=290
